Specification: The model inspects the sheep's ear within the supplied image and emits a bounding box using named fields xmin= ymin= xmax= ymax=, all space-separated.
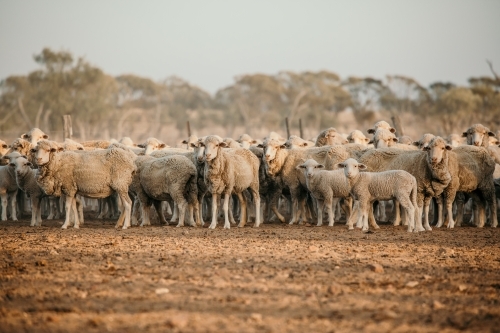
xmin=21 ymin=133 xmax=28 ymax=139
xmin=50 ymin=148 xmax=57 ymax=153
xmin=43 ymin=134 xmax=49 ymax=139
xmin=256 ymin=144 xmax=264 ymax=148
xmin=181 ymin=140 xmax=188 ymax=144
xmin=462 ymin=132 xmax=468 ymax=137
xmin=280 ymin=144 xmax=287 ymax=149
xmin=158 ymin=143 xmax=166 ymax=148
xmin=392 ymin=138 xmax=398 ymax=143
xmin=57 ymin=147 xmax=64 ymax=152
xmin=364 ymin=138 xmax=370 ymax=143
xmin=137 ymin=144 xmax=145 ymax=148
xmin=423 ymin=146 xmax=430 ymax=151
xmin=30 ymin=148 xmax=36 ymax=153
xmin=316 ymin=164 xmax=325 ymax=169
xmin=251 ymin=140 xmax=257 ymax=144
xmin=1 ymin=144 xmax=7 ymax=148
xmin=9 ymin=162 xmax=15 ymax=167
xmin=336 ymin=163 xmax=345 ymax=168
xmin=21 ymin=155 xmax=28 ymax=159
xmin=296 ymin=165 xmax=306 ymax=170
xmin=189 ymin=143 xmax=197 ymax=148
xmin=358 ymin=163 xmax=367 ymax=170
xmin=445 ymin=145 xmax=452 ymax=151
xmin=218 ymin=142 xmax=228 ymax=148
xmin=199 ymin=142 xmax=205 ymax=147
xmin=27 ymin=162 xmax=33 ymax=168
xmin=389 ymin=128 xmax=396 ymax=133
xmin=488 ymin=131 xmax=495 ymax=137
xmin=368 ymin=139 xmax=374 ymax=144
xmin=367 ymin=128 xmax=375 ymax=134
xmin=412 ymin=141 xmax=420 ymax=146
xmin=301 ymin=143 xmax=308 ymax=147
xmin=78 ymin=147 xmax=84 ymax=150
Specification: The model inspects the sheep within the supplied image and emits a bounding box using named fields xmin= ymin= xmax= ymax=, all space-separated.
xmin=412 ymin=133 xmax=435 ymax=149
xmin=0 ymin=140 xmax=12 ymax=166
xmin=369 ymin=129 xmax=418 ymax=150
xmin=347 ymin=130 xmax=370 ymax=146
xmin=181 ymin=134 xmax=199 ymax=150
xmin=357 ymin=147 xmax=451 ymax=231
xmin=81 ymin=140 xmax=112 ymax=149
xmin=447 ymin=134 xmax=464 ymax=147
xmin=134 ymin=155 xmax=200 ymax=228
xmin=119 ymin=137 xmax=136 ymax=147
xmin=201 ymin=135 xmax=261 ymax=229
xmin=62 ymin=138 xmax=84 ymax=151
xmin=237 ymin=134 xmax=257 ymax=149
xmin=21 ymin=128 xmax=48 ymax=146
xmin=223 ymin=137 xmax=242 ymax=149
xmin=0 ymin=152 xmax=21 ymax=221
xmin=367 ymin=120 xmax=396 ymax=135
xmin=137 ymin=137 xmax=168 ymax=155
xmin=397 ymin=136 xmax=414 ymax=145
xmin=33 ymin=140 xmax=136 ymax=229
xmin=337 ymin=158 xmax=418 ymax=232
xmin=315 ymin=128 xmax=348 ymax=146
xmin=260 ymin=139 xmax=365 ymax=224
xmin=285 ymin=135 xmax=315 ymax=149
xmin=297 ymin=159 xmax=351 ymax=227
xmin=462 ymin=124 xmax=495 ymax=147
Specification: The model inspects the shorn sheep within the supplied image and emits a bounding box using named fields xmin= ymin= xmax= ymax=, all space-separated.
xmin=32 ymin=140 xmax=136 ymax=229
xmin=201 ymin=135 xmax=261 ymax=229
xmin=297 ymin=159 xmax=351 ymax=227
xmin=338 ymin=158 xmax=418 ymax=232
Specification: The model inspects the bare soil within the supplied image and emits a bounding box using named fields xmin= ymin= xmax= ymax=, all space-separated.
xmin=1 ymin=216 xmax=499 ymax=333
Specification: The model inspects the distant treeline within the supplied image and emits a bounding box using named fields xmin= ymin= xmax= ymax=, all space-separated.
xmin=1 ymin=48 xmax=499 ymax=141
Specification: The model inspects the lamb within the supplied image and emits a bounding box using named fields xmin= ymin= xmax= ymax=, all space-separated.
xmin=33 ymin=140 xmax=136 ymax=229
xmin=367 ymin=121 xmax=396 ymax=135
xmin=297 ymin=159 xmax=351 ymax=227
xmin=285 ymin=135 xmax=315 ymax=149
xmin=201 ymin=135 xmax=261 ymax=229
xmin=0 ymin=152 xmax=21 ymax=221
xmin=337 ymin=158 xmax=418 ymax=232
xmin=134 ymin=155 xmax=200 ymax=227
xmin=315 ymin=128 xmax=348 ymax=146
xmin=347 ymin=130 xmax=370 ymax=146
xmin=370 ymin=129 xmax=418 ymax=150
xmin=21 ymin=128 xmax=48 ymax=146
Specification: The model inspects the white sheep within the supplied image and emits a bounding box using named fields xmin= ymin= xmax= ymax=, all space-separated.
xmin=347 ymin=130 xmax=370 ymax=146
xmin=285 ymin=136 xmax=315 ymax=149
xmin=21 ymin=128 xmax=49 ymax=146
xmin=33 ymin=140 xmax=136 ymax=229
xmin=370 ymin=129 xmax=418 ymax=150
xmin=0 ymin=152 xmax=21 ymax=221
xmin=337 ymin=158 xmax=418 ymax=232
xmin=315 ymin=128 xmax=348 ymax=146
xmin=202 ymin=135 xmax=261 ymax=229
xmin=297 ymin=159 xmax=351 ymax=227
xmin=237 ymin=134 xmax=257 ymax=149
xmin=138 ymin=137 xmax=168 ymax=155
xmin=367 ymin=121 xmax=396 ymax=135
xmin=447 ymin=134 xmax=464 ymax=147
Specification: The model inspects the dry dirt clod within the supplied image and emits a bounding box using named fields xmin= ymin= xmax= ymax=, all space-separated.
xmin=155 ymin=288 xmax=170 ymax=295
xmin=35 ymin=260 xmax=47 ymax=267
xmin=327 ymin=282 xmax=343 ymax=296
xmin=458 ymin=284 xmax=467 ymax=292
xmin=406 ymin=281 xmax=419 ymax=288
xmin=368 ymin=263 xmax=384 ymax=273
xmin=433 ymin=300 xmax=445 ymax=309
xmin=166 ymin=314 xmax=188 ymax=328
xmin=308 ymin=245 xmax=319 ymax=252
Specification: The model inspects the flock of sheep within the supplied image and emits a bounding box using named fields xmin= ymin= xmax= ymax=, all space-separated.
xmin=1 ymin=120 xmax=499 ymax=232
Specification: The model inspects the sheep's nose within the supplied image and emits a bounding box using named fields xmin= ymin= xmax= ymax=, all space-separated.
xmin=265 ymin=154 xmax=270 ymax=159
xmin=307 ymin=173 xmax=312 ymax=178
xmin=431 ymin=157 xmax=438 ymax=163
xmin=473 ymin=141 xmax=480 ymax=146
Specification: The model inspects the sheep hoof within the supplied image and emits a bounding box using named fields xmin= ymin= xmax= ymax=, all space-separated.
xmin=223 ymin=225 xmax=230 ymax=229
xmin=61 ymin=226 xmax=68 ymax=230
xmin=176 ymin=224 xmax=182 ymax=228
xmin=121 ymin=226 xmax=128 ymax=230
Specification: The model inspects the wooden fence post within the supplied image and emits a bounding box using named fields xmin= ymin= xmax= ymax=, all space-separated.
xmin=299 ymin=118 xmax=303 ymax=138
xmin=285 ymin=117 xmax=290 ymax=138
xmin=391 ymin=114 xmax=404 ymax=136
xmin=63 ymin=115 xmax=72 ymax=140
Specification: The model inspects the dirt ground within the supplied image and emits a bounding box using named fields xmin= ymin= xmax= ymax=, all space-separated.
xmin=1 ymin=215 xmax=499 ymax=333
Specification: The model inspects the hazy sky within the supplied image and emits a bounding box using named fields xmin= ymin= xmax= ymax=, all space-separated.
xmin=1 ymin=0 xmax=499 ymax=94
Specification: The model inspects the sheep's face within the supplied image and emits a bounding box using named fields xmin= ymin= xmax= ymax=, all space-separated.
xmin=347 ymin=131 xmax=370 ymax=146
xmin=21 ymin=128 xmax=48 ymax=146
xmin=447 ymin=134 xmax=463 ymax=147
xmin=323 ymin=130 xmax=348 ymax=146
xmin=32 ymin=146 xmax=54 ymax=166
xmin=297 ymin=159 xmax=324 ymax=178
xmin=285 ymin=136 xmax=313 ymax=149
xmin=413 ymin=134 xmax=435 ymax=150
xmin=140 ymin=138 xmax=167 ymax=155
xmin=371 ymin=129 xmax=398 ymax=148
xmin=337 ymin=158 xmax=366 ymax=180
xmin=119 ymin=137 xmax=135 ymax=147
xmin=462 ymin=124 xmax=495 ymax=147
xmin=489 ymin=136 xmax=500 ymax=146
xmin=203 ymin=137 xmax=226 ymax=162
xmin=259 ymin=140 xmax=285 ymax=162
xmin=367 ymin=121 xmax=395 ymax=135
xmin=13 ymin=157 xmax=32 ymax=178
xmin=397 ymin=136 xmax=413 ymax=145
xmin=424 ymin=137 xmax=451 ymax=165
xmin=223 ymin=138 xmax=240 ymax=149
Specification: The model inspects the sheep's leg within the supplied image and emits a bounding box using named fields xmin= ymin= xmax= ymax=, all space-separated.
xmin=140 ymin=201 xmax=152 ymax=227
xmin=1 ymin=193 xmax=8 ymax=221
xmin=340 ymin=197 xmax=352 ymax=223
xmin=368 ymin=204 xmax=380 ymax=229
xmin=30 ymin=196 xmax=38 ymax=227
xmin=327 ymin=198 xmax=335 ymax=227
xmin=251 ymin=188 xmax=261 ymax=228
xmin=422 ymin=197 xmax=432 ymax=231
xmin=434 ymin=196 xmax=444 ymax=227
xmin=61 ymin=196 xmax=74 ymax=230
xmin=378 ymin=201 xmax=387 ymax=222
xmin=208 ymin=193 xmax=218 ymax=229
xmin=119 ymin=192 xmax=132 ymax=230
xmin=75 ymin=196 xmax=84 ymax=225
xmin=392 ymin=200 xmax=401 ymax=226
xmin=316 ymin=199 xmax=324 ymax=227
xmin=170 ymin=202 xmax=178 ymax=223
xmin=415 ymin=195 xmax=426 ymax=232
xmin=131 ymin=199 xmax=141 ymax=226
xmin=398 ymin=196 xmax=415 ymax=233
xmin=175 ymin=195 xmax=188 ymax=227
xmin=359 ymin=200 xmax=370 ymax=231
xmin=483 ymin=186 xmax=497 ymax=228
xmin=331 ymin=198 xmax=340 ymax=223
xmin=335 ymin=200 xmax=342 ymax=221
xmin=9 ymin=191 xmax=18 ymax=221
xmin=153 ymin=200 xmax=168 ymax=225
xmin=36 ymin=197 xmax=43 ymax=226
xmin=346 ymin=200 xmax=358 ymax=230
xmin=236 ymin=192 xmax=247 ymax=228
xmin=223 ymin=193 xmax=231 ymax=229
xmin=72 ymin=198 xmax=80 ymax=229
xmin=288 ymin=194 xmax=300 ymax=225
